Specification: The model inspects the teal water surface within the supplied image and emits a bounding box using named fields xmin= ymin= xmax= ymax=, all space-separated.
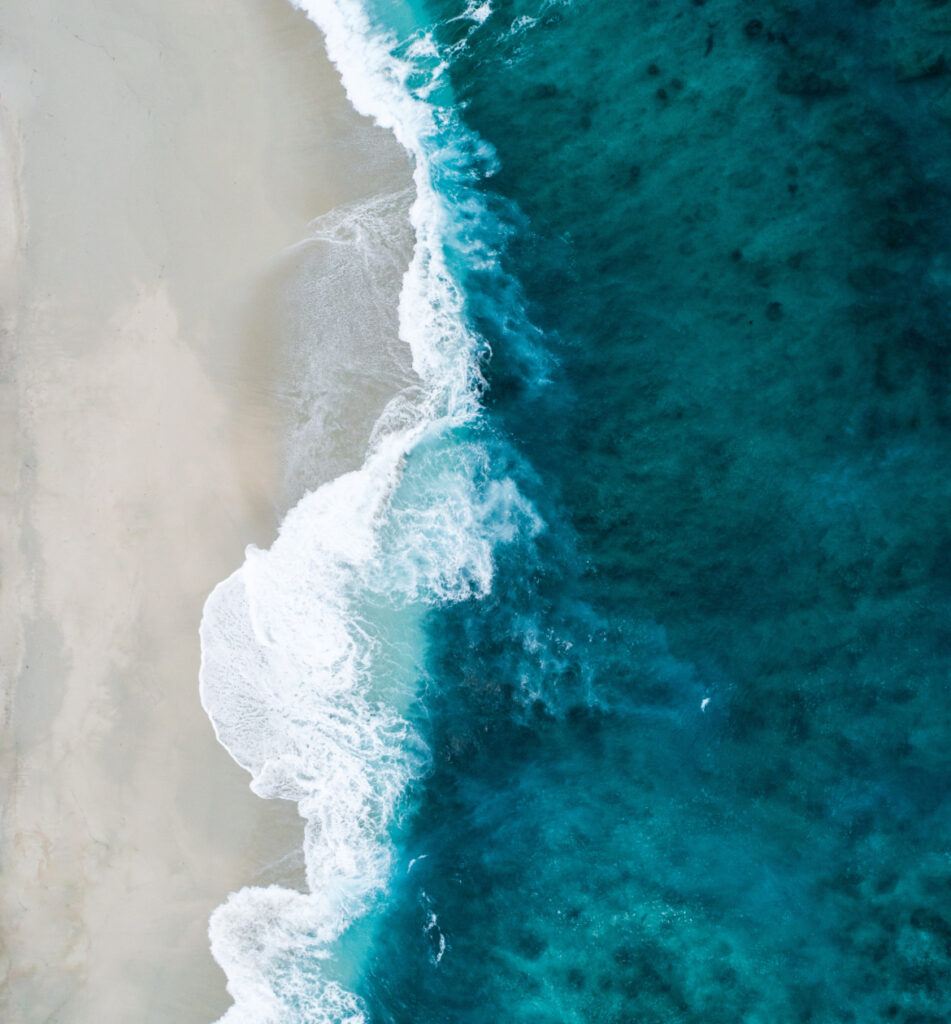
xmin=350 ymin=1 xmax=951 ymax=1021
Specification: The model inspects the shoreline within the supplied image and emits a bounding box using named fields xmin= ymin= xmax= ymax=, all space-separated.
xmin=0 ymin=1 xmax=411 ymax=1020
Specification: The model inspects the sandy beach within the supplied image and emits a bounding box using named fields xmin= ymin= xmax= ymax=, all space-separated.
xmin=0 ymin=1 xmax=410 ymax=1020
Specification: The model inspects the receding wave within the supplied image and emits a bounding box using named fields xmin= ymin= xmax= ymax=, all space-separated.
xmin=279 ymin=188 xmax=417 ymax=502
xmin=198 ymin=1 xmax=537 ymax=1021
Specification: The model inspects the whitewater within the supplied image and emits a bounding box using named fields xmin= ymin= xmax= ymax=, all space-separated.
xmin=198 ymin=1 xmax=535 ymax=1020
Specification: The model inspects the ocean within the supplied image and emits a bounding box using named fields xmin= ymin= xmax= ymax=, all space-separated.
xmin=200 ymin=1 xmax=951 ymax=1022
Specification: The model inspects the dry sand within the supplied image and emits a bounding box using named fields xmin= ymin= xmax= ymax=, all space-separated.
xmin=0 ymin=1 xmax=410 ymax=1020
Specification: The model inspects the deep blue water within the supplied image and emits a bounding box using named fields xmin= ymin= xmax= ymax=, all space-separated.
xmin=352 ymin=1 xmax=951 ymax=1021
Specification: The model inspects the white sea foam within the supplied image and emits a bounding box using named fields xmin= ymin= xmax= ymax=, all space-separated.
xmin=199 ymin=1 xmax=537 ymax=1021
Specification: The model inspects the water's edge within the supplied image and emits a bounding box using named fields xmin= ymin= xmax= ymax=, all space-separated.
xmin=198 ymin=1 xmax=521 ymax=1019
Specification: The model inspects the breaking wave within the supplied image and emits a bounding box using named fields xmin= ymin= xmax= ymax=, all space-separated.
xmin=198 ymin=1 xmax=536 ymax=1020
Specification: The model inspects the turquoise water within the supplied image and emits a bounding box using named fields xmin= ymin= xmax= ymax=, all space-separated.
xmin=344 ymin=1 xmax=951 ymax=1022
xmin=202 ymin=0 xmax=951 ymax=1019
